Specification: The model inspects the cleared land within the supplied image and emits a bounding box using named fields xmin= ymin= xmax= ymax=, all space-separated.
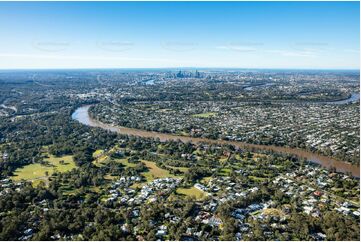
xmin=141 ymin=160 xmax=177 ymax=182
xmin=177 ymin=186 xmax=207 ymax=200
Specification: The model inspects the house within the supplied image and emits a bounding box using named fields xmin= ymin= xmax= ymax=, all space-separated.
xmin=303 ymin=206 xmax=313 ymax=214
xmin=156 ymin=230 xmax=167 ymax=237
xmin=132 ymin=209 xmax=139 ymax=217
xmin=313 ymin=191 xmax=323 ymax=197
xmin=204 ymin=216 xmax=222 ymax=227
xmin=311 ymin=232 xmax=327 ymax=241
xmin=121 ymin=223 xmax=129 ymax=233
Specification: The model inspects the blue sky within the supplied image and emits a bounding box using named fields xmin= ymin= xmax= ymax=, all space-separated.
xmin=0 ymin=1 xmax=359 ymax=69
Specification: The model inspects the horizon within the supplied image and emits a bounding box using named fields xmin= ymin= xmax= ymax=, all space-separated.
xmin=0 ymin=67 xmax=359 ymax=72
xmin=0 ymin=1 xmax=360 ymax=69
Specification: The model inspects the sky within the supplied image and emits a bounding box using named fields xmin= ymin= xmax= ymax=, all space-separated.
xmin=0 ymin=1 xmax=359 ymax=69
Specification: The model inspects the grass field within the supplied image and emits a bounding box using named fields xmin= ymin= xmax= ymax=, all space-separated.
xmin=92 ymin=149 xmax=104 ymax=158
xmin=218 ymin=168 xmax=231 ymax=176
xmin=219 ymin=156 xmax=229 ymax=164
xmin=263 ymin=208 xmax=284 ymax=217
xmin=191 ymin=112 xmax=217 ymax=118
xmin=177 ymin=186 xmax=207 ymax=200
xmin=200 ymin=176 xmax=212 ymax=184
xmin=60 ymin=184 xmax=79 ymax=196
xmin=12 ymin=154 xmax=76 ymax=186
xmin=141 ymin=160 xmax=177 ymax=182
xmin=95 ymin=157 xmax=138 ymax=181
xmin=192 ymin=148 xmax=205 ymax=156
xmin=93 ymin=157 xmax=108 ymax=167
xmin=249 ymin=175 xmax=268 ymax=182
xmin=92 ymin=150 xmax=109 ymax=167
xmin=166 ymin=165 xmax=189 ymax=173
xmin=116 ymin=158 xmax=138 ymax=168
xmin=252 ymin=153 xmax=268 ymax=159
xmin=104 ymin=174 xmax=119 ymax=181
xmin=128 ymin=161 xmax=181 ymax=188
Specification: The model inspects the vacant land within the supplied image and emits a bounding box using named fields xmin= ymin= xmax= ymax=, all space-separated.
xmin=141 ymin=160 xmax=177 ymax=182
xmin=177 ymin=186 xmax=207 ymax=200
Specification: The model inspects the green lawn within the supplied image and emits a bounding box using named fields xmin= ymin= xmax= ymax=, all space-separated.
xmin=263 ymin=208 xmax=284 ymax=217
xmin=200 ymin=176 xmax=212 ymax=184
xmin=166 ymin=165 xmax=189 ymax=173
xmin=11 ymin=154 xmax=76 ymax=186
xmin=92 ymin=154 xmax=109 ymax=167
xmin=141 ymin=160 xmax=177 ymax=182
xmin=177 ymin=186 xmax=207 ymax=200
xmin=219 ymin=156 xmax=229 ymax=164
xmin=115 ymin=158 xmax=138 ymax=168
xmin=60 ymin=184 xmax=79 ymax=196
xmin=191 ymin=112 xmax=217 ymax=118
xmin=218 ymin=168 xmax=232 ymax=176
xmin=249 ymin=176 xmax=268 ymax=182
xmin=92 ymin=149 xmax=104 ymax=158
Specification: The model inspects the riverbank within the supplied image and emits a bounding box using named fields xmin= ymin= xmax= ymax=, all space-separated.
xmin=72 ymin=105 xmax=360 ymax=177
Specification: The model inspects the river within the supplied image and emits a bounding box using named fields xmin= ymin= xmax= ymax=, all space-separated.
xmin=323 ymin=92 xmax=360 ymax=105
xmin=72 ymin=105 xmax=360 ymax=177
xmin=243 ymin=83 xmax=360 ymax=105
xmin=243 ymin=83 xmax=274 ymax=91
xmin=0 ymin=103 xmax=17 ymax=112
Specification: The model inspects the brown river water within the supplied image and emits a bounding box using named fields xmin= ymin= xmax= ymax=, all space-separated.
xmin=72 ymin=105 xmax=360 ymax=177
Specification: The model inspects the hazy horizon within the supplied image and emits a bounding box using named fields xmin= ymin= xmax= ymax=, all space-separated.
xmin=0 ymin=1 xmax=359 ymax=69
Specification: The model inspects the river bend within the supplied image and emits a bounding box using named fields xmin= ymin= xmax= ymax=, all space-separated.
xmin=72 ymin=105 xmax=360 ymax=177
